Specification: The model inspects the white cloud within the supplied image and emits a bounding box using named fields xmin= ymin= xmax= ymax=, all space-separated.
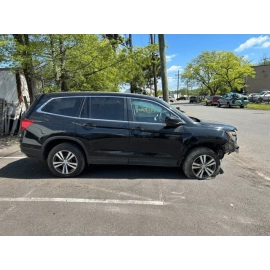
xmin=167 ymin=65 xmax=182 ymax=73
xmin=166 ymin=54 xmax=177 ymax=62
xmin=262 ymin=41 xmax=270 ymax=48
xmin=235 ymin=35 xmax=270 ymax=52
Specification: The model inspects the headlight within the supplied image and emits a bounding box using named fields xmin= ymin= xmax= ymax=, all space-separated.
xmin=226 ymin=130 xmax=237 ymax=141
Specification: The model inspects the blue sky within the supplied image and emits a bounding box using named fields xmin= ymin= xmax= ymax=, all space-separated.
xmin=131 ymin=34 xmax=270 ymax=91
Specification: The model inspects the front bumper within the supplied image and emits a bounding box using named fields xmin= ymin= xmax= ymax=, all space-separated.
xmin=223 ymin=139 xmax=239 ymax=154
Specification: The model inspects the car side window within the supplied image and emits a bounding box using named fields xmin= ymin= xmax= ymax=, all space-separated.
xmin=91 ymin=97 xmax=125 ymax=121
xmin=41 ymin=97 xmax=84 ymax=117
xmin=130 ymin=99 xmax=171 ymax=123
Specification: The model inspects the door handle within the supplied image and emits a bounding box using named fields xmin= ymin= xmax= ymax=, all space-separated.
xmin=132 ymin=127 xmax=144 ymax=131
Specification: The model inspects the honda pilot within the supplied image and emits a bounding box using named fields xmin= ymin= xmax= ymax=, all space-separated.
xmin=20 ymin=92 xmax=239 ymax=179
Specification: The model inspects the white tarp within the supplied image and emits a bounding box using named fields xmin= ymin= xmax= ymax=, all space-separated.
xmin=0 ymin=69 xmax=18 ymax=103
xmin=0 ymin=69 xmax=30 ymax=104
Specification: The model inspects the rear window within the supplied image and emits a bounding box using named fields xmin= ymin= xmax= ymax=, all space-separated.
xmin=80 ymin=97 xmax=125 ymax=121
xmin=41 ymin=97 xmax=84 ymax=117
xmin=91 ymin=97 xmax=124 ymax=121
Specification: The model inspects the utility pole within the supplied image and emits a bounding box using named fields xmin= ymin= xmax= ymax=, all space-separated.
xmin=150 ymin=34 xmax=158 ymax=97
xmin=158 ymin=34 xmax=169 ymax=103
xmin=175 ymin=70 xmax=180 ymax=99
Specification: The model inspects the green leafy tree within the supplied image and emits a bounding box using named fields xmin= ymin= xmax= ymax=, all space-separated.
xmin=181 ymin=50 xmax=255 ymax=96
xmin=214 ymin=51 xmax=255 ymax=92
xmin=0 ymin=34 xmax=161 ymax=102
xmin=118 ymin=43 xmax=161 ymax=93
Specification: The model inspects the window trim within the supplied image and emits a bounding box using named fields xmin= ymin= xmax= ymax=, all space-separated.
xmin=37 ymin=96 xmax=85 ymax=119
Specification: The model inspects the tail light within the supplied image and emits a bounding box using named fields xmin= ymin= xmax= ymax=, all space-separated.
xmin=21 ymin=119 xmax=34 ymax=131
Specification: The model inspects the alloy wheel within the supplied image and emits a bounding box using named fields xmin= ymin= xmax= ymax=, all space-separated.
xmin=52 ymin=150 xmax=78 ymax=175
xmin=191 ymin=154 xmax=217 ymax=179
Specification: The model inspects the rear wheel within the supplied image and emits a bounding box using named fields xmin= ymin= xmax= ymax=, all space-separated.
xmin=47 ymin=143 xmax=85 ymax=178
xmin=182 ymin=147 xmax=220 ymax=180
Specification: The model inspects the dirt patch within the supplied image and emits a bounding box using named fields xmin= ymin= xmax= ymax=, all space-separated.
xmin=0 ymin=135 xmax=20 ymax=150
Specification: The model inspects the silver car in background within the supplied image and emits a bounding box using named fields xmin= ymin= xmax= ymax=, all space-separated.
xmin=253 ymin=91 xmax=270 ymax=103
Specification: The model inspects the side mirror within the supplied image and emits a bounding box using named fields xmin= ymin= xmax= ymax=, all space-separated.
xmin=176 ymin=106 xmax=185 ymax=113
xmin=165 ymin=116 xmax=184 ymax=127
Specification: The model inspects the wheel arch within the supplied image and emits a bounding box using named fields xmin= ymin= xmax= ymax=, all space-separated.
xmin=42 ymin=137 xmax=88 ymax=163
xmin=182 ymin=142 xmax=224 ymax=164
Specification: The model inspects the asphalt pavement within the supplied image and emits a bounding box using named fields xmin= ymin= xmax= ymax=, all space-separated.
xmin=0 ymin=102 xmax=270 ymax=236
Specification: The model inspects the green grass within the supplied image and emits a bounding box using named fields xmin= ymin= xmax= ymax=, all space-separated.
xmin=246 ymin=103 xmax=270 ymax=110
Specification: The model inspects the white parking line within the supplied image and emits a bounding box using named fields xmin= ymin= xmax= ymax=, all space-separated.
xmin=256 ymin=171 xmax=270 ymax=181
xmin=0 ymin=157 xmax=26 ymax=159
xmin=0 ymin=197 xmax=167 ymax=205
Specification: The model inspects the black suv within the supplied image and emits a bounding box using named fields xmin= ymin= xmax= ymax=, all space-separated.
xmin=189 ymin=96 xmax=198 ymax=103
xmin=20 ymin=92 xmax=239 ymax=179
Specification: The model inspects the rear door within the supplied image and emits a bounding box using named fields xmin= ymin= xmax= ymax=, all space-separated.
xmin=75 ymin=96 xmax=130 ymax=164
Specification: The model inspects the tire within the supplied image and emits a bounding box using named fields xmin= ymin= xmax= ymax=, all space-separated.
xmin=205 ymin=102 xmax=208 ymax=106
xmin=217 ymin=102 xmax=221 ymax=107
xmin=227 ymin=102 xmax=231 ymax=108
xmin=47 ymin=143 xmax=86 ymax=178
xmin=182 ymin=147 xmax=220 ymax=180
xmin=240 ymin=105 xmax=244 ymax=108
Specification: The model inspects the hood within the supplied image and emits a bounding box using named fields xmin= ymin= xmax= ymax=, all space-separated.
xmin=191 ymin=117 xmax=237 ymax=131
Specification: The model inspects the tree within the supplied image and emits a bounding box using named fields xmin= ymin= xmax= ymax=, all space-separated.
xmin=214 ymin=51 xmax=255 ymax=92
xmin=181 ymin=50 xmax=255 ymax=96
xmin=1 ymin=35 xmax=127 ymax=95
xmin=0 ymin=34 xmax=161 ymax=102
xmin=257 ymin=55 xmax=270 ymax=65
xmin=118 ymin=43 xmax=161 ymax=93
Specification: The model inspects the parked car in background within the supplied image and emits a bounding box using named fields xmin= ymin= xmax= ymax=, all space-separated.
xmin=177 ymin=96 xmax=186 ymax=100
xmin=19 ymin=92 xmax=239 ymax=180
xmin=217 ymin=92 xmax=249 ymax=108
xmin=258 ymin=89 xmax=270 ymax=94
xmin=169 ymin=96 xmax=175 ymax=102
xmin=253 ymin=91 xmax=270 ymax=103
xmin=248 ymin=93 xmax=258 ymax=103
xmin=158 ymin=96 xmax=175 ymax=102
xmin=189 ymin=96 xmax=198 ymax=103
xmin=206 ymin=95 xmax=221 ymax=106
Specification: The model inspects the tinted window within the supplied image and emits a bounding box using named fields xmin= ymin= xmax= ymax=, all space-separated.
xmin=131 ymin=99 xmax=172 ymax=123
xmin=41 ymin=97 xmax=84 ymax=117
xmin=91 ymin=97 xmax=125 ymax=121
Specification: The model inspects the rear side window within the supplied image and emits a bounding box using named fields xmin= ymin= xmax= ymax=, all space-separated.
xmin=84 ymin=97 xmax=125 ymax=121
xmin=41 ymin=97 xmax=84 ymax=117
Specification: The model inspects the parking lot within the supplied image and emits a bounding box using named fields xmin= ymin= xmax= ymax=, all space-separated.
xmin=0 ymin=101 xmax=270 ymax=236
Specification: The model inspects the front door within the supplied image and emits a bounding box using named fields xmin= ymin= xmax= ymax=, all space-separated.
xmin=128 ymin=97 xmax=185 ymax=167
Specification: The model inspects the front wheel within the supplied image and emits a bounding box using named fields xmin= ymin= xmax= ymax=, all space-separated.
xmin=182 ymin=147 xmax=220 ymax=180
xmin=47 ymin=143 xmax=86 ymax=178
